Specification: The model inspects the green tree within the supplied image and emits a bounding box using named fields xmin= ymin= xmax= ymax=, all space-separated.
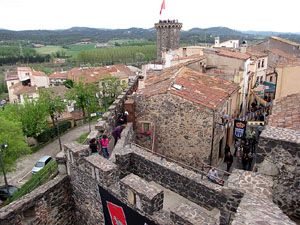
xmin=66 ymin=78 xmax=99 ymax=121
xmin=38 ymin=88 xmax=67 ymax=125
xmin=0 ymin=116 xmax=30 ymax=172
xmin=21 ymin=97 xmax=48 ymax=137
xmin=62 ymin=79 xmax=74 ymax=89
xmin=100 ymin=77 xmax=126 ymax=110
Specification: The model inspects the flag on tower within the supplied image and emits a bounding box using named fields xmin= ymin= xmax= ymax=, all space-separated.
xmin=160 ymin=0 xmax=165 ymax=15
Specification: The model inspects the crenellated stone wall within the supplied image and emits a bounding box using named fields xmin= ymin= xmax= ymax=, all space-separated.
xmin=257 ymin=126 xmax=300 ymax=219
xmin=0 ymin=175 xmax=75 ymax=225
xmin=115 ymin=145 xmax=244 ymax=224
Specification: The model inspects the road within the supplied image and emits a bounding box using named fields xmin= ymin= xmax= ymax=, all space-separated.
xmin=1 ymin=121 xmax=97 ymax=188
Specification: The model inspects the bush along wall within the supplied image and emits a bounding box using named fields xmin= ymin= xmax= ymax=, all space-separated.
xmin=37 ymin=120 xmax=71 ymax=144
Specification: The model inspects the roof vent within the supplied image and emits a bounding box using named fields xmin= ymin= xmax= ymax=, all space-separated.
xmin=172 ymin=83 xmax=183 ymax=90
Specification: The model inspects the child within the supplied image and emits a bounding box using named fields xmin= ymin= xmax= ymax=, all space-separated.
xmin=100 ymin=135 xmax=109 ymax=158
xmin=89 ymin=138 xmax=99 ymax=155
xmin=97 ymin=130 xmax=104 ymax=150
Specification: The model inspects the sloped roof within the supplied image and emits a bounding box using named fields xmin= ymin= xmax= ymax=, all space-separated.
xmin=217 ymin=49 xmax=250 ymax=60
xmin=246 ymin=49 xmax=268 ymax=58
xmin=267 ymin=49 xmax=298 ymax=61
xmin=49 ymin=72 xmax=69 ymax=79
xmin=14 ymin=86 xmax=37 ymax=95
xmin=171 ymin=54 xmax=206 ymax=62
xmin=139 ymin=65 xmax=239 ymax=109
xmin=17 ymin=67 xmax=31 ymax=72
xmin=5 ymin=73 xmax=18 ymax=81
xmin=32 ymin=71 xmax=46 ymax=76
xmin=268 ymin=93 xmax=300 ymax=130
xmin=270 ymin=36 xmax=300 ymax=47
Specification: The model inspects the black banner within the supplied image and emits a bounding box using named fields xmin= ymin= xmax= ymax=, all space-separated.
xmin=234 ymin=120 xmax=247 ymax=139
xmin=98 ymin=185 xmax=158 ymax=225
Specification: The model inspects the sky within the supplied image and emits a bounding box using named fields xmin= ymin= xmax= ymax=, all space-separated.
xmin=1 ymin=0 xmax=300 ymax=33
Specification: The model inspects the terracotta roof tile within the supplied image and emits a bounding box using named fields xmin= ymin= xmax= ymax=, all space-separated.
xmin=269 ymin=93 xmax=300 ymax=130
xmin=32 ymin=71 xmax=46 ymax=76
xmin=139 ymin=65 xmax=239 ymax=109
xmin=217 ymin=49 xmax=250 ymax=60
xmin=17 ymin=67 xmax=31 ymax=72
xmin=246 ymin=49 xmax=268 ymax=58
xmin=49 ymin=72 xmax=68 ymax=79
xmin=14 ymin=86 xmax=37 ymax=95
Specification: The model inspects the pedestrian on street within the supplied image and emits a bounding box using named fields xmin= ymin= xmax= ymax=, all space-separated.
xmin=112 ymin=124 xmax=126 ymax=146
xmin=248 ymin=152 xmax=253 ymax=171
xmin=242 ymin=152 xmax=249 ymax=170
xmin=207 ymin=168 xmax=223 ymax=185
xmin=89 ymin=138 xmax=99 ymax=155
xmin=258 ymin=123 xmax=264 ymax=136
xmin=224 ymin=151 xmax=233 ymax=173
xmin=251 ymin=136 xmax=256 ymax=153
xmin=234 ymin=139 xmax=241 ymax=157
xmin=100 ymin=135 xmax=109 ymax=158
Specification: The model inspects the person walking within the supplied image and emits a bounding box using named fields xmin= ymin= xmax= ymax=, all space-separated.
xmin=89 ymin=138 xmax=99 ymax=155
xmin=242 ymin=152 xmax=249 ymax=170
xmin=224 ymin=151 xmax=233 ymax=173
xmin=100 ymin=135 xmax=109 ymax=158
xmin=112 ymin=125 xmax=126 ymax=146
xmin=258 ymin=123 xmax=264 ymax=136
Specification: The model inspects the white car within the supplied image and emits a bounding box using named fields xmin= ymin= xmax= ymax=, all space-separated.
xmin=32 ymin=156 xmax=53 ymax=174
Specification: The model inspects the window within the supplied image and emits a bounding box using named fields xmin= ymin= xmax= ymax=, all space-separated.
xmin=122 ymin=80 xmax=126 ymax=85
xmin=142 ymin=123 xmax=150 ymax=132
xmin=258 ymin=60 xmax=261 ymax=68
xmin=11 ymin=82 xmax=14 ymax=85
xmin=270 ymin=76 xmax=273 ymax=82
xmin=261 ymin=59 xmax=264 ymax=68
xmin=260 ymin=76 xmax=263 ymax=84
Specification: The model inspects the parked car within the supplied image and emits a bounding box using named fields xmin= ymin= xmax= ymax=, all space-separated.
xmin=32 ymin=156 xmax=53 ymax=174
xmin=0 ymin=199 xmax=5 ymax=207
xmin=0 ymin=185 xmax=19 ymax=201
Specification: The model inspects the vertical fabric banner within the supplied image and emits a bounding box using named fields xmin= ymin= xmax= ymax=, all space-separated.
xmin=98 ymin=185 xmax=158 ymax=225
xmin=160 ymin=0 xmax=165 ymax=15
xmin=234 ymin=120 xmax=247 ymax=139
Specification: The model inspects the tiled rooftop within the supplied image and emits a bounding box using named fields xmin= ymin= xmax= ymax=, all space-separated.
xmin=217 ymin=49 xmax=250 ymax=60
xmin=246 ymin=49 xmax=268 ymax=58
xmin=32 ymin=71 xmax=46 ymax=76
xmin=270 ymin=36 xmax=300 ymax=47
xmin=268 ymin=93 xmax=300 ymax=130
xmin=49 ymin=64 xmax=134 ymax=84
xmin=139 ymin=65 xmax=239 ymax=109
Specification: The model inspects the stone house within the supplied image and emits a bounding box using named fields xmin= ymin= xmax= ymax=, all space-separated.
xmin=133 ymin=65 xmax=240 ymax=167
xmin=5 ymin=67 xmax=49 ymax=103
xmin=249 ymin=36 xmax=300 ymax=58
xmin=203 ymin=48 xmax=251 ymax=116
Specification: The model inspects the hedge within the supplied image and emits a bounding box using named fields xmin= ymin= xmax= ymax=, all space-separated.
xmin=36 ymin=120 xmax=71 ymax=144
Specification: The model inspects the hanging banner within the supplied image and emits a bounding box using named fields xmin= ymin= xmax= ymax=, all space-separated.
xmin=234 ymin=120 xmax=247 ymax=139
xmin=98 ymin=185 xmax=158 ymax=225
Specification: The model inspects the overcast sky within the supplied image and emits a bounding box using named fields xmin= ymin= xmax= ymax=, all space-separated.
xmin=1 ymin=0 xmax=299 ymax=32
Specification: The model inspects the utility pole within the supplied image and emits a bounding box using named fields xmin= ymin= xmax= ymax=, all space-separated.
xmin=0 ymin=143 xmax=11 ymax=203
xmin=87 ymin=99 xmax=91 ymax=133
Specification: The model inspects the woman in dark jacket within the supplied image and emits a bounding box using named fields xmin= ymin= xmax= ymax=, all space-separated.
xmin=224 ymin=151 xmax=233 ymax=172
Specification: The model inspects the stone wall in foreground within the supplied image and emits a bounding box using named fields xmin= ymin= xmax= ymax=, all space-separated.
xmin=0 ymin=175 xmax=75 ymax=225
xmin=257 ymin=126 xmax=300 ymax=219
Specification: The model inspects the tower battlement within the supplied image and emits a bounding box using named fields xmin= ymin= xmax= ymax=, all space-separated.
xmin=155 ymin=20 xmax=182 ymax=62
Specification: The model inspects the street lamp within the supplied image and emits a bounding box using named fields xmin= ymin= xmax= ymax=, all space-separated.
xmin=87 ymin=99 xmax=91 ymax=133
xmin=55 ymin=115 xmax=63 ymax=152
xmin=0 ymin=143 xmax=11 ymax=203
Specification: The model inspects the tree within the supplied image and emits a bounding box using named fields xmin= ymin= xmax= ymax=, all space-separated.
xmin=0 ymin=115 xmax=30 ymax=172
xmin=66 ymin=78 xmax=99 ymax=121
xmin=100 ymin=77 xmax=126 ymax=111
xmin=62 ymin=79 xmax=74 ymax=89
xmin=38 ymin=88 xmax=67 ymax=125
xmin=21 ymin=97 xmax=48 ymax=137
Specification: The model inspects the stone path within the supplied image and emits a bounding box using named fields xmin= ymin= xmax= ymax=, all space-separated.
xmin=1 ymin=121 xmax=97 ymax=188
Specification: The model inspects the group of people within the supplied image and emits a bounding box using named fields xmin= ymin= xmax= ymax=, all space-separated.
xmin=89 ymin=130 xmax=110 ymax=158
xmin=89 ymin=111 xmax=129 ymax=158
xmin=234 ymin=127 xmax=259 ymax=171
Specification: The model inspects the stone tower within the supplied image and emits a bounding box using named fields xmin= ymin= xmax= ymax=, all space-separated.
xmin=155 ymin=20 xmax=182 ymax=62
